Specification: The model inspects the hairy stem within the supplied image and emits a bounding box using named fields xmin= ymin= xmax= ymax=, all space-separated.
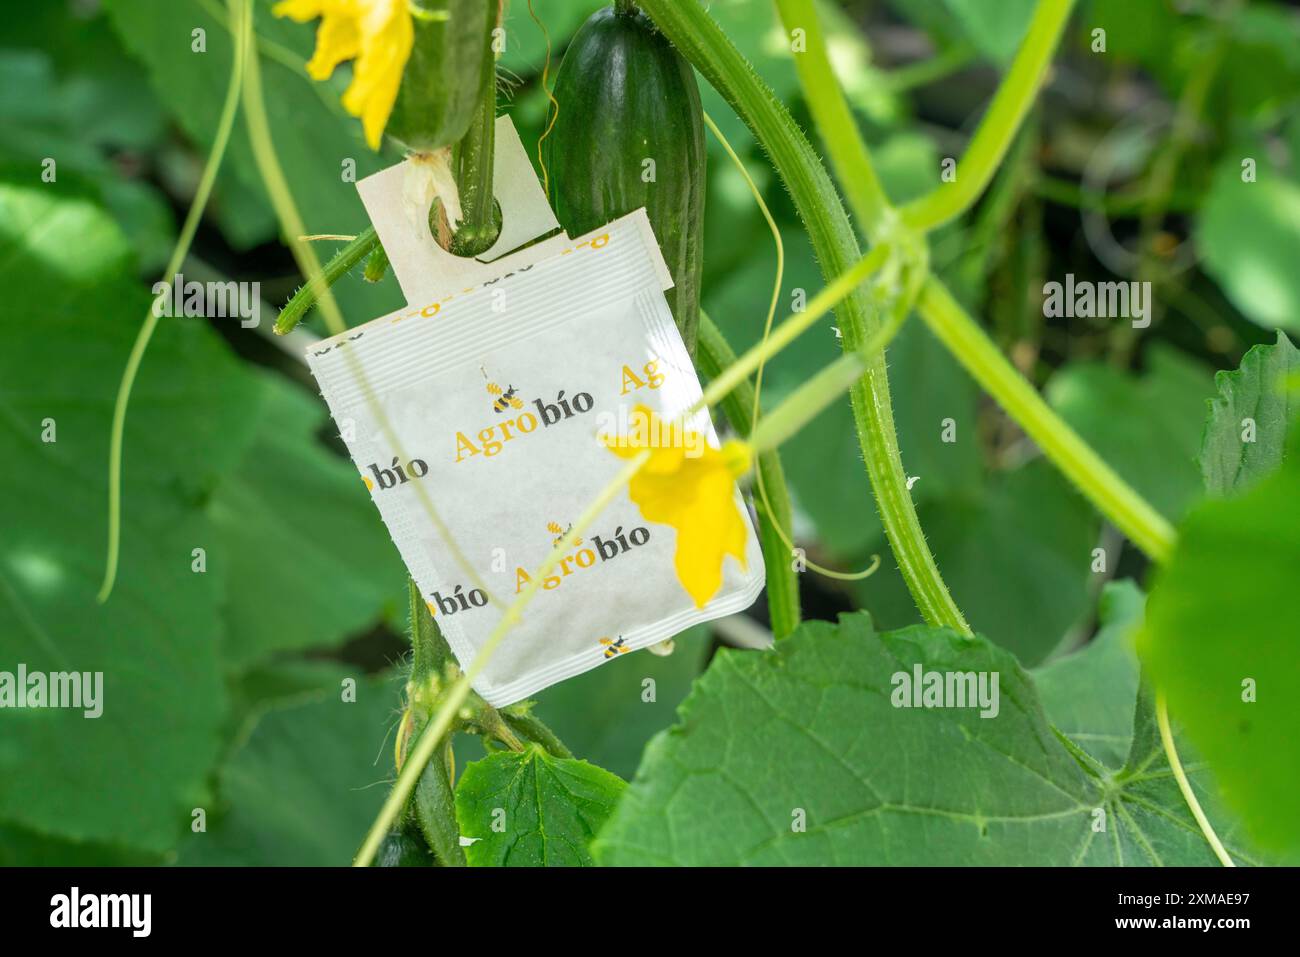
xmin=639 ymin=0 xmax=969 ymax=635
xmin=502 ymin=710 xmax=574 ymax=759
xmin=275 ymin=228 xmax=379 ymax=333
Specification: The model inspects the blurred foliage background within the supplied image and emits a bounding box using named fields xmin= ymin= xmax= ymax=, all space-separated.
xmin=1 ymin=0 xmax=1298 ymax=865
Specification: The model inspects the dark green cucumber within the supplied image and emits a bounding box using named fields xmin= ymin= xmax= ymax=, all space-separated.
xmin=376 ymin=823 xmax=436 ymax=866
xmin=385 ymin=0 xmax=495 ymax=153
xmin=546 ymin=4 xmax=706 ymax=355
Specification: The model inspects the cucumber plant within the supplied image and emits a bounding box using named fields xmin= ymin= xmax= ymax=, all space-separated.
xmin=546 ymin=2 xmax=706 ymax=355
xmin=10 ymin=0 xmax=1291 ymax=869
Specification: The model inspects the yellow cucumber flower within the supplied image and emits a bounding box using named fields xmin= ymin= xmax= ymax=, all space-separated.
xmin=605 ymin=405 xmax=752 ymax=609
xmin=274 ymin=0 xmax=414 ymax=150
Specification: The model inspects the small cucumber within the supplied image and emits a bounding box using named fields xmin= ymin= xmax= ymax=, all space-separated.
xmin=386 ymin=0 xmax=495 ymax=153
xmin=546 ymin=3 xmax=706 ymax=355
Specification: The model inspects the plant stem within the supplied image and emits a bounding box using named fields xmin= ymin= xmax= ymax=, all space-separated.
xmin=502 ymin=710 xmax=573 ymax=758
xmin=901 ymin=0 xmax=1075 ymax=232
xmin=880 ymin=42 xmax=976 ymax=94
xmin=1157 ymin=693 xmax=1234 ymax=867
xmin=275 ymin=228 xmax=379 ymax=333
xmin=408 ymin=578 xmax=452 ymax=685
xmin=750 ymin=353 xmax=865 ymax=452
xmin=774 ymin=0 xmax=892 ymax=240
xmin=98 ymin=0 xmax=249 ymax=603
xmin=693 ymin=244 xmax=891 ymax=413
xmin=697 ymin=317 xmax=801 ymax=639
xmin=447 ymin=39 xmax=500 ymax=257
xmin=638 ymin=0 xmax=969 ymax=635
xmin=917 ymin=277 xmax=1175 ymax=562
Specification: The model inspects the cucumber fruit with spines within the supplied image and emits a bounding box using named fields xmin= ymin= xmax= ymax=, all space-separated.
xmin=546 ymin=3 xmax=706 ymax=355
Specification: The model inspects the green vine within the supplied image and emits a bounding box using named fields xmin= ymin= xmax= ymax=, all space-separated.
xmin=763 ymin=0 xmax=1209 ymax=860
xmin=636 ymin=0 xmax=971 ymax=636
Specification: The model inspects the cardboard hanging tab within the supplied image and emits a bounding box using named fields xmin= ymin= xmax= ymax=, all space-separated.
xmin=356 ymin=116 xmax=566 ymax=303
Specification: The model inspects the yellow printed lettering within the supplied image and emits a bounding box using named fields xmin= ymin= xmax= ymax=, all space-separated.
xmin=454 ymin=431 xmax=480 ymax=462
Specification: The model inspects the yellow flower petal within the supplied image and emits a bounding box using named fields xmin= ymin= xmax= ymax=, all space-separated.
xmin=607 ymin=405 xmax=753 ymax=608
xmin=305 ymin=10 xmax=362 ymax=80
xmin=272 ymin=0 xmax=332 ymax=22
xmin=275 ymin=0 xmax=412 ymax=151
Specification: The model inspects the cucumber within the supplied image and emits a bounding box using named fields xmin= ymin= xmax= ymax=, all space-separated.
xmin=385 ymin=0 xmax=495 ymax=153
xmin=376 ymin=824 xmax=436 ymax=866
xmin=546 ymin=3 xmax=706 ymax=355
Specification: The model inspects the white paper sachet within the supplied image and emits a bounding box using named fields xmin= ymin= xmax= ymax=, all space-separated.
xmin=306 ymin=129 xmax=763 ymax=705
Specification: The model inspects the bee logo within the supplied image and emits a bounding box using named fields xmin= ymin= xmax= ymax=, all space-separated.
xmin=599 ymin=636 xmax=629 ymax=660
xmin=486 ymin=381 xmax=523 ymax=414
xmin=547 ymin=521 xmax=583 ymax=548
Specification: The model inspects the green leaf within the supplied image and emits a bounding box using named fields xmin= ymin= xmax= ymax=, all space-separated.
xmin=594 ymin=612 xmax=1255 ymax=865
xmin=1139 ymin=437 xmax=1300 ymax=853
xmin=529 ymin=626 xmax=711 ymax=779
xmin=209 ymin=371 xmax=406 ymax=668
xmin=226 ymin=658 xmax=359 ymax=723
xmin=104 ymin=0 xmax=408 ymax=335
xmin=1034 ymin=582 xmax=1263 ymax=866
xmin=1047 ymin=345 xmax=1214 ymax=520
xmin=857 ymin=460 xmax=1098 ymax=666
xmin=1033 ymin=580 xmax=1144 ymax=769
xmin=456 ymin=746 xmax=625 ymax=866
xmin=941 ymin=0 xmax=1036 ymax=65
xmin=1200 ymin=332 xmax=1300 ymax=497
xmin=0 ymin=824 xmax=160 ymax=867
xmin=1082 ymin=0 xmax=1183 ymax=66
xmin=500 ymin=0 xmax=606 ymax=76
xmin=1198 ymin=149 xmax=1300 ymax=334
xmin=0 ymin=181 xmax=260 ymax=850
xmin=0 ymin=45 xmax=174 ymax=271
xmin=697 ymin=0 xmax=894 ymax=147
xmin=179 ymin=674 xmax=399 ymax=866
xmin=1216 ymin=7 xmax=1300 ymax=119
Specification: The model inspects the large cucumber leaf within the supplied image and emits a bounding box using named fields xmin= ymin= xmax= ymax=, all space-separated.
xmin=595 ymin=610 xmax=1256 ymax=865
xmin=0 ymin=181 xmax=257 ymax=850
xmin=179 ymin=674 xmax=399 ymax=865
